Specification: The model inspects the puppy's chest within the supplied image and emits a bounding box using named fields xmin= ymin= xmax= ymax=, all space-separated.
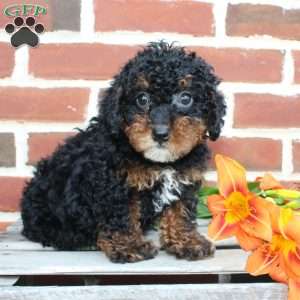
xmin=152 ymin=169 xmax=190 ymax=213
xmin=125 ymin=165 xmax=202 ymax=213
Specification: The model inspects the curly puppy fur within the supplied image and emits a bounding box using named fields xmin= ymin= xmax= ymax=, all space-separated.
xmin=21 ymin=41 xmax=226 ymax=263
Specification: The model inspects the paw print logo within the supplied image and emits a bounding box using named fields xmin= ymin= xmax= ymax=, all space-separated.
xmin=5 ymin=17 xmax=45 ymax=48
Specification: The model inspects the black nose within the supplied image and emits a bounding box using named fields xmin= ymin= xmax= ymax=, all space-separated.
xmin=152 ymin=125 xmax=169 ymax=143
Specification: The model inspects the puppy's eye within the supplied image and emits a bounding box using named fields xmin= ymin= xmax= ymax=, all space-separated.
xmin=136 ymin=93 xmax=151 ymax=109
xmin=173 ymin=92 xmax=193 ymax=109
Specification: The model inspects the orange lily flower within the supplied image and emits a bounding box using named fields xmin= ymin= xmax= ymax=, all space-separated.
xmin=207 ymin=155 xmax=272 ymax=251
xmin=258 ymin=173 xmax=300 ymax=209
xmin=246 ymin=203 xmax=300 ymax=300
xmin=258 ymin=172 xmax=300 ymax=194
xmin=256 ymin=173 xmax=283 ymax=190
xmin=288 ymin=279 xmax=300 ymax=300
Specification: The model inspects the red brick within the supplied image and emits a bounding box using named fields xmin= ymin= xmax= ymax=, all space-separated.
xmin=29 ymin=45 xmax=283 ymax=82
xmin=281 ymin=181 xmax=300 ymax=190
xmin=191 ymin=47 xmax=283 ymax=83
xmin=293 ymin=141 xmax=300 ymax=173
xmin=0 ymin=0 xmax=52 ymax=30
xmin=0 ymin=88 xmax=89 ymax=122
xmin=29 ymin=44 xmax=139 ymax=80
xmin=209 ymin=137 xmax=282 ymax=170
xmin=0 ymin=222 xmax=12 ymax=232
xmin=0 ymin=43 xmax=14 ymax=78
xmin=227 ymin=4 xmax=300 ymax=40
xmin=234 ymin=94 xmax=300 ymax=128
xmin=28 ymin=132 xmax=75 ymax=165
xmin=0 ymin=177 xmax=27 ymax=211
xmin=293 ymin=51 xmax=300 ymax=83
xmin=95 ymin=0 xmax=214 ymax=36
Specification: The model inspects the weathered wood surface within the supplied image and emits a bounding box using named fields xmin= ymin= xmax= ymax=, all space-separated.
xmin=0 ymin=220 xmax=244 ymax=276
xmin=0 ymin=276 xmax=19 ymax=287
xmin=0 ymin=219 xmax=237 ymax=251
xmin=0 ymin=219 xmax=243 ymax=277
xmin=0 ymin=248 xmax=248 ymax=275
xmin=0 ymin=220 xmax=285 ymax=299
xmin=0 ymin=284 xmax=288 ymax=300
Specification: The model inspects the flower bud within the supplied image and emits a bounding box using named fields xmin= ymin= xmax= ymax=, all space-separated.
xmin=265 ymin=189 xmax=300 ymax=200
xmin=284 ymin=200 xmax=300 ymax=210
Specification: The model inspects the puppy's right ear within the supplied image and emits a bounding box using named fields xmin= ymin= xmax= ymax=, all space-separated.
xmin=100 ymin=81 xmax=124 ymax=137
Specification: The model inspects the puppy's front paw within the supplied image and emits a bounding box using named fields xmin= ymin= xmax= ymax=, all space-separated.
xmin=164 ymin=235 xmax=215 ymax=260
xmin=106 ymin=240 xmax=159 ymax=264
xmin=137 ymin=240 xmax=159 ymax=259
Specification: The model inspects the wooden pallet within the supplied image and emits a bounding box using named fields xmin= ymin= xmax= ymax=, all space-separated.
xmin=0 ymin=219 xmax=287 ymax=299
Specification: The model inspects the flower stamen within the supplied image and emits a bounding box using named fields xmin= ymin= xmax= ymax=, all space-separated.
xmin=224 ymin=192 xmax=250 ymax=224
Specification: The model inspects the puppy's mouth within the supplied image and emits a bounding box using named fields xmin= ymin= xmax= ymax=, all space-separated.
xmin=143 ymin=143 xmax=176 ymax=163
xmin=125 ymin=115 xmax=207 ymax=163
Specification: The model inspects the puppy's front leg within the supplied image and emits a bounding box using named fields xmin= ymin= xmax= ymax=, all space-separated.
xmin=97 ymin=198 xmax=158 ymax=263
xmin=160 ymin=200 xmax=215 ymax=260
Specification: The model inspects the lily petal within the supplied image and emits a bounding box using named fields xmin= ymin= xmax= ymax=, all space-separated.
xmin=283 ymin=248 xmax=300 ymax=281
xmin=246 ymin=243 xmax=279 ymax=276
xmin=257 ymin=173 xmax=283 ymax=190
xmin=288 ymin=279 xmax=300 ymax=300
xmin=241 ymin=197 xmax=272 ymax=242
xmin=207 ymin=213 xmax=237 ymax=241
xmin=207 ymin=195 xmax=225 ymax=215
xmin=215 ymin=154 xmax=249 ymax=198
xmin=269 ymin=261 xmax=288 ymax=284
xmin=280 ymin=208 xmax=300 ymax=245
xmin=265 ymin=201 xmax=281 ymax=233
xmin=235 ymin=228 xmax=264 ymax=251
xmin=279 ymin=208 xmax=294 ymax=240
xmin=270 ymin=206 xmax=300 ymax=244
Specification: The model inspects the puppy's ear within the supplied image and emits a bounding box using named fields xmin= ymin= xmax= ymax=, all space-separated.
xmin=100 ymin=81 xmax=124 ymax=137
xmin=206 ymin=90 xmax=226 ymax=141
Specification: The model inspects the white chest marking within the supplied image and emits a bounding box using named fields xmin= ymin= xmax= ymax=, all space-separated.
xmin=152 ymin=169 xmax=192 ymax=213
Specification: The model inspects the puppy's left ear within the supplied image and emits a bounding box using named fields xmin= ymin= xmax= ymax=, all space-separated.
xmin=206 ymin=89 xmax=226 ymax=141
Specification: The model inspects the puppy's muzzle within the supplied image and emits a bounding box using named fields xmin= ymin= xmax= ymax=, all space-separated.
xmin=152 ymin=125 xmax=169 ymax=143
xmin=150 ymin=105 xmax=171 ymax=144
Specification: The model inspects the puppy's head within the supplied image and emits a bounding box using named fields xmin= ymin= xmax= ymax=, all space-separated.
xmin=101 ymin=41 xmax=226 ymax=163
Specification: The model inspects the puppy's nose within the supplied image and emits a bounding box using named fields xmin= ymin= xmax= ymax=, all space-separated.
xmin=152 ymin=125 xmax=169 ymax=143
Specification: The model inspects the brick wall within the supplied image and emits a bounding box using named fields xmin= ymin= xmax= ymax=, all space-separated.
xmin=0 ymin=0 xmax=300 ymax=228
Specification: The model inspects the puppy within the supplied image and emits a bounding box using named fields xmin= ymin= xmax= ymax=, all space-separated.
xmin=21 ymin=41 xmax=226 ymax=263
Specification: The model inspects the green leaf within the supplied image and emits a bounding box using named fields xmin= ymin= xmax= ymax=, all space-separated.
xmin=197 ymin=202 xmax=212 ymax=218
xmin=198 ymin=186 xmax=219 ymax=197
xmin=197 ymin=195 xmax=212 ymax=219
xmin=247 ymin=182 xmax=261 ymax=194
xmin=197 ymin=186 xmax=218 ymax=219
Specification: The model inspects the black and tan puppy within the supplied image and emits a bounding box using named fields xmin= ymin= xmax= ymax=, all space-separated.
xmin=21 ymin=41 xmax=226 ymax=263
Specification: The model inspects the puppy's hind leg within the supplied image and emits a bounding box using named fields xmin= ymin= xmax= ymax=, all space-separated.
xmin=97 ymin=197 xmax=158 ymax=263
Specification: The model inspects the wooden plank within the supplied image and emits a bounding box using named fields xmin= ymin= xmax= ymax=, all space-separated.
xmin=7 ymin=218 xmax=211 ymax=232
xmin=0 ymin=230 xmax=237 ymax=251
xmin=5 ymin=218 xmax=212 ymax=234
xmin=0 ymin=284 xmax=287 ymax=300
xmin=0 ymin=276 xmax=19 ymax=286
xmin=0 ymin=219 xmax=237 ymax=251
xmin=0 ymin=249 xmax=247 ymax=276
xmin=0 ymin=232 xmax=53 ymax=251
xmin=5 ymin=220 xmax=21 ymax=233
